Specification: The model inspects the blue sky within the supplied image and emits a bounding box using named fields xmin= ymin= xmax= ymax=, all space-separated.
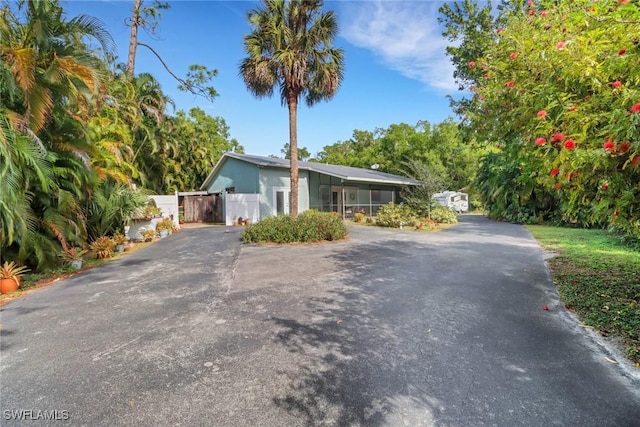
xmin=62 ymin=0 xmax=462 ymax=157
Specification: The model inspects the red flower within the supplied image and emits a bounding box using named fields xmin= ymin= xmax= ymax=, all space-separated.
xmin=618 ymin=142 xmax=630 ymax=152
xmin=540 ymin=10 xmax=549 ymax=17
xmin=537 ymin=110 xmax=547 ymax=118
xmin=556 ymin=41 xmax=566 ymax=49
xmin=505 ymin=80 xmax=515 ymax=88
xmin=612 ymin=80 xmax=622 ymax=89
xmin=542 ymin=305 xmax=549 ymax=311
xmin=535 ymin=137 xmax=547 ymax=146
xmin=613 ymin=210 xmax=619 ymax=217
xmin=468 ymin=61 xmax=476 ymax=68
xmin=554 ymin=183 xmax=561 ymax=190
xmin=509 ymin=52 xmax=518 ymax=60
xmin=568 ymin=106 xmax=577 ymax=112
xmin=633 ymin=157 xmax=640 ymax=165
xmin=602 ymin=182 xmax=609 ymax=191
xmin=484 ymin=73 xmax=491 ymax=79
xmin=603 ymin=140 xmax=616 ymax=151
xmin=619 ymin=49 xmax=627 ymax=56
xmin=550 ymin=168 xmax=560 ymax=177
xmin=564 ymin=139 xmax=576 ymax=150
xmin=631 ymin=103 xmax=640 ymax=113
xmin=551 ymin=133 xmax=566 ymax=142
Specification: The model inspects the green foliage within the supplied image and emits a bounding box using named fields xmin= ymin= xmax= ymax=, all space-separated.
xmin=401 ymin=159 xmax=449 ymax=219
xmin=528 ymin=225 xmax=640 ymax=363
xmin=430 ymin=206 xmax=459 ymax=224
xmin=241 ymin=211 xmax=347 ymax=244
xmin=444 ymin=0 xmax=640 ymax=238
xmin=374 ymin=203 xmax=416 ymax=228
xmin=317 ymin=119 xmax=481 ymax=191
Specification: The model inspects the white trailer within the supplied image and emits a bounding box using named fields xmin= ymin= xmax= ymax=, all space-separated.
xmin=432 ymin=191 xmax=469 ymax=213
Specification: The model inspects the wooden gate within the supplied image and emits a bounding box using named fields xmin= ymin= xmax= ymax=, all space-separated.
xmin=182 ymin=194 xmax=221 ymax=223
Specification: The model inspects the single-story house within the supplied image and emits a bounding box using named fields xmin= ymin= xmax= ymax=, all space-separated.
xmin=199 ymin=153 xmax=418 ymax=223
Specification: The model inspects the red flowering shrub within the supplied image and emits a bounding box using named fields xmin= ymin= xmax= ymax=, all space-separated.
xmin=451 ymin=0 xmax=640 ymax=237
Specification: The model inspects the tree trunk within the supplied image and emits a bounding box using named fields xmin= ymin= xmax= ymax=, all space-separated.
xmin=288 ymin=94 xmax=299 ymax=218
xmin=127 ymin=0 xmax=143 ymax=76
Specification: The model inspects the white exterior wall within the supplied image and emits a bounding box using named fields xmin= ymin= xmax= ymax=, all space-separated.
xmin=150 ymin=194 xmax=180 ymax=228
xmin=225 ymin=194 xmax=260 ymax=226
xmin=258 ymin=169 xmax=309 ymax=219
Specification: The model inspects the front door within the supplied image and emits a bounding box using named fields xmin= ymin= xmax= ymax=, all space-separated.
xmin=273 ymin=187 xmax=290 ymax=215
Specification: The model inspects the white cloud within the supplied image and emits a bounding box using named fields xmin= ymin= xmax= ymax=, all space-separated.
xmin=339 ymin=0 xmax=457 ymax=92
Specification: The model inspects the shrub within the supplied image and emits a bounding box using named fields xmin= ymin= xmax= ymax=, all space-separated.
xmin=375 ymin=203 xmax=416 ymax=228
xmin=241 ymin=211 xmax=347 ymax=243
xmin=430 ymin=206 xmax=458 ymax=224
xmin=90 ymin=236 xmax=116 ymax=259
xmin=354 ymin=212 xmax=366 ymax=223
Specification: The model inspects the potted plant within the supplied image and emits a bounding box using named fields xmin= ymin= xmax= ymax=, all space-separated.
xmin=60 ymin=247 xmax=89 ymax=270
xmin=90 ymin=236 xmax=116 ymax=259
xmin=113 ymin=230 xmax=127 ymax=252
xmin=141 ymin=228 xmax=156 ymax=242
xmin=1 ymin=261 xmax=30 ymax=294
xmin=156 ymin=217 xmax=174 ymax=238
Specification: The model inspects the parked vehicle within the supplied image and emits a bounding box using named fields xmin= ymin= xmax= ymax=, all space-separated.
xmin=432 ymin=191 xmax=469 ymax=213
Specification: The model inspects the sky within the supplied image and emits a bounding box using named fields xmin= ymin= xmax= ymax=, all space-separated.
xmin=61 ymin=0 xmax=463 ymax=158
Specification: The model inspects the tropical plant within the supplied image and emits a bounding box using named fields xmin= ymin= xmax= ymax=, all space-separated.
xmin=84 ymin=180 xmax=151 ymax=240
xmin=240 ymin=0 xmax=344 ymax=217
xmin=60 ymin=247 xmax=89 ymax=263
xmin=112 ymin=230 xmax=128 ymax=245
xmin=0 ymin=261 xmax=30 ymax=280
xmin=155 ymin=217 xmax=174 ymax=232
xmin=141 ymin=228 xmax=156 ymax=242
xmin=90 ymin=236 xmax=116 ymax=259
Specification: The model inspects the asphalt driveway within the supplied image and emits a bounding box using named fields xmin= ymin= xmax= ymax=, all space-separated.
xmin=1 ymin=216 xmax=639 ymax=426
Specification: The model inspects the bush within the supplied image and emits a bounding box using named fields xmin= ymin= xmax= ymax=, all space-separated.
xmin=375 ymin=203 xmax=416 ymax=228
xmin=430 ymin=206 xmax=458 ymax=224
xmin=241 ymin=211 xmax=347 ymax=243
xmin=90 ymin=236 xmax=116 ymax=259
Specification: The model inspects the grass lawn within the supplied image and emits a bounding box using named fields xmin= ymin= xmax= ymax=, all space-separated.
xmin=527 ymin=225 xmax=640 ymax=365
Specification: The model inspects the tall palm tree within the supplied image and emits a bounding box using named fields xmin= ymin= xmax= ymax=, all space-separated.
xmin=239 ymin=0 xmax=344 ymax=217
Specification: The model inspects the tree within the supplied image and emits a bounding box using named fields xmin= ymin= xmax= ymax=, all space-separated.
xmin=240 ymin=0 xmax=344 ymax=217
xmin=125 ymin=0 xmax=218 ymax=101
xmin=401 ymin=159 xmax=448 ymax=220
xmin=280 ymin=142 xmax=311 ymax=161
xmin=442 ymin=0 xmax=640 ymax=236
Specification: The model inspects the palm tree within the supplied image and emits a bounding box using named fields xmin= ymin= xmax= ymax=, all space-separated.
xmin=239 ymin=0 xmax=344 ymax=217
xmin=0 ymin=0 xmax=113 ymax=268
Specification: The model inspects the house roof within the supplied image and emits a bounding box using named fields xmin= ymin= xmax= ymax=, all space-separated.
xmin=200 ymin=152 xmax=419 ymax=190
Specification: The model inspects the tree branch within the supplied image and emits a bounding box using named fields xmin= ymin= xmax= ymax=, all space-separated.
xmin=137 ymin=42 xmax=218 ymax=102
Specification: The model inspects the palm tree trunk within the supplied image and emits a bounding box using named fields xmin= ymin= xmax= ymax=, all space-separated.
xmin=288 ymin=94 xmax=299 ymax=218
xmin=127 ymin=0 xmax=143 ymax=76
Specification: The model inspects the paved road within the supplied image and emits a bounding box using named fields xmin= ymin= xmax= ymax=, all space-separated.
xmin=1 ymin=216 xmax=639 ymax=426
